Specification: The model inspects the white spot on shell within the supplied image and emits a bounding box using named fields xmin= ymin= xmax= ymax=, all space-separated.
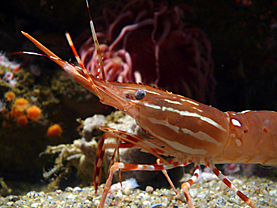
xmin=148 ymin=165 xmax=155 ymax=170
xmin=144 ymin=89 xmax=160 ymax=95
xmin=231 ymin=119 xmax=241 ymax=127
xmin=235 ymin=139 xmax=242 ymax=147
xmin=118 ymin=163 xmax=125 ymax=169
xmin=164 ymin=99 xmax=182 ymax=105
xmin=192 ymin=107 xmax=203 ymax=112
xmin=144 ymin=103 xmax=161 ymax=110
xmin=138 ymin=165 xmax=144 ymax=169
xmin=230 ymin=133 xmax=236 ymax=138
xmin=180 ymin=98 xmax=199 ymax=106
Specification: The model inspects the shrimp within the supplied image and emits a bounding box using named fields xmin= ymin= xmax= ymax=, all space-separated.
xmin=19 ymin=1 xmax=277 ymax=207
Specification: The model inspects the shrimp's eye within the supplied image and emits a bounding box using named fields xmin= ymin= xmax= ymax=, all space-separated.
xmin=135 ymin=89 xmax=146 ymax=100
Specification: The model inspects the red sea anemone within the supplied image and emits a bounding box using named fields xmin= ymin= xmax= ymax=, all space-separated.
xmin=78 ymin=0 xmax=216 ymax=103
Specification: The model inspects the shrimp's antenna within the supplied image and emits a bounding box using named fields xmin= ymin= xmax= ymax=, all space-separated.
xmin=85 ymin=0 xmax=106 ymax=81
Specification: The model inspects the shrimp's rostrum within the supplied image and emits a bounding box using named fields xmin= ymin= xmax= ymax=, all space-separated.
xmin=19 ymin=1 xmax=277 ymax=207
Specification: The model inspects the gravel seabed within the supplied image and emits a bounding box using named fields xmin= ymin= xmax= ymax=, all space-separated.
xmin=1 ymin=174 xmax=276 ymax=208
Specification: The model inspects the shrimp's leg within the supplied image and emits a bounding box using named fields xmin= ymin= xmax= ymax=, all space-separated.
xmin=181 ymin=165 xmax=200 ymax=208
xmin=96 ymin=127 xmax=186 ymax=207
xmin=94 ymin=132 xmax=136 ymax=193
xmin=99 ymin=161 xmax=182 ymax=208
xmin=207 ymin=159 xmax=257 ymax=208
xmin=99 ymin=126 xmax=168 ymax=163
xmin=94 ymin=126 xmax=173 ymax=193
xmin=157 ymin=159 xmax=178 ymax=194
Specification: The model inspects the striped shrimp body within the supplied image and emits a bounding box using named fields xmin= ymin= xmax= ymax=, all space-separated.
xmin=19 ymin=2 xmax=277 ymax=207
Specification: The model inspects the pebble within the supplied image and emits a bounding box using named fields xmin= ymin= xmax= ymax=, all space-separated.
xmin=31 ymin=202 xmax=41 ymax=208
xmin=65 ymin=187 xmax=73 ymax=192
xmin=6 ymin=201 xmax=14 ymax=206
xmin=0 ymin=175 xmax=276 ymax=207
xmin=215 ymin=196 xmax=227 ymax=206
xmin=197 ymin=192 xmax=206 ymax=199
xmin=150 ymin=203 xmax=162 ymax=208
xmin=73 ymin=186 xmax=83 ymax=192
xmin=190 ymin=188 xmax=198 ymax=198
xmin=124 ymin=186 xmax=132 ymax=195
xmin=55 ymin=189 xmax=62 ymax=194
xmin=142 ymin=200 xmax=151 ymax=206
xmin=5 ymin=195 xmax=19 ymax=202
xmin=122 ymin=196 xmax=129 ymax=202
xmin=145 ymin=186 xmax=154 ymax=194
xmin=269 ymin=189 xmax=277 ymax=196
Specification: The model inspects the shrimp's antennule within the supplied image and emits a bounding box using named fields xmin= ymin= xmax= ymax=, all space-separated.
xmin=85 ymin=0 xmax=106 ymax=81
